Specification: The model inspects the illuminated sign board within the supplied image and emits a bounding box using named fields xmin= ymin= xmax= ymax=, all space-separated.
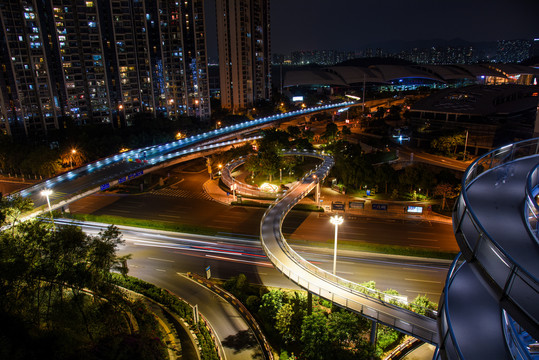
xmin=407 ymin=206 xmax=423 ymax=214
xmin=292 ymin=96 xmax=304 ymax=102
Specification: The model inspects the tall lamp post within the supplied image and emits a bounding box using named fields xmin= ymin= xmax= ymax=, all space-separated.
xmin=41 ymin=189 xmax=55 ymax=230
xmin=330 ymin=215 xmax=344 ymax=276
xmin=70 ymin=149 xmax=76 ymax=169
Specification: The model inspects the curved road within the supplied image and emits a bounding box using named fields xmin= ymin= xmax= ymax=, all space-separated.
xmin=260 ymin=154 xmax=439 ymax=344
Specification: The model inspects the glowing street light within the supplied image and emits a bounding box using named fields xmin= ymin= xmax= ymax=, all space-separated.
xmin=41 ymin=189 xmax=55 ymax=230
xmin=330 ymin=215 xmax=344 ymax=275
xmin=70 ymin=149 xmax=76 ymax=169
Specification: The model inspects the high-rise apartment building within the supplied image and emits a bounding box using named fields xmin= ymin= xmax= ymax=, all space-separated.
xmin=49 ymin=0 xmax=112 ymax=125
xmin=0 ymin=0 xmax=210 ymax=137
xmin=216 ymin=0 xmax=271 ymax=111
xmin=0 ymin=0 xmax=60 ymax=136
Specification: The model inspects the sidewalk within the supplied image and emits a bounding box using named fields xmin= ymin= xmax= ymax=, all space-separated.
xmin=203 ymin=178 xmax=233 ymax=205
xmin=203 ymin=176 xmax=452 ymax=225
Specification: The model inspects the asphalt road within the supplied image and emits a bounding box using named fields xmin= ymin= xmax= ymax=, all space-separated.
xmin=66 ymin=220 xmax=446 ymax=359
xmin=66 ymin=159 xmax=456 ymax=301
xmin=69 ymin=169 xmax=458 ymax=253
xmin=72 ymin=220 xmax=448 ymax=304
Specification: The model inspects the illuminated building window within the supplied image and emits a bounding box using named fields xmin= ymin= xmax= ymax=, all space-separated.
xmin=86 ymin=1 xmax=94 ymax=7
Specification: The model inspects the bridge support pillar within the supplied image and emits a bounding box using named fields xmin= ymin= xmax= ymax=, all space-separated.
xmin=370 ymin=321 xmax=378 ymax=345
xmin=307 ymin=292 xmax=312 ymax=315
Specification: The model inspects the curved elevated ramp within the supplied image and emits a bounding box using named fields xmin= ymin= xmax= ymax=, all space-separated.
xmin=259 ymin=153 xmax=438 ymax=344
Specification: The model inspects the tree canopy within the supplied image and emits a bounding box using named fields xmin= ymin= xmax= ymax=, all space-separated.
xmin=0 ymin=197 xmax=166 ymax=360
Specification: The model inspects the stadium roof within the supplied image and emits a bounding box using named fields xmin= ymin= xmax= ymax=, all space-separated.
xmin=283 ymin=64 xmax=539 ymax=88
xmin=283 ymin=69 xmax=347 ymax=87
xmin=371 ymin=65 xmax=443 ymax=82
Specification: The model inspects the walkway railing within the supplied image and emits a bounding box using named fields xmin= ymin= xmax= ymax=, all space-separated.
xmin=437 ymin=253 xmax=466 ymax=359
xmin=221 ymin=150 xmax=328 ymax=198
xmin=453 ymin=138 xmax=539 ymax=335
xmin=259 ymin=153 xmax=438 ymax=344
xmin=525 ymin=163 xmax=539 ymax=244
xmin=17 ymin=101 xmax=354 ymax=201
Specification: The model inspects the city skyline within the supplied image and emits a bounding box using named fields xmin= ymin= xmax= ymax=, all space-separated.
xmin=204 ymin=0 xmax=539 ymax=58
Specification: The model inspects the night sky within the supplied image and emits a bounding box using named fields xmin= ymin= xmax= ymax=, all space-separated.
xmin=205 ymin=0 xmax=539 ymax=59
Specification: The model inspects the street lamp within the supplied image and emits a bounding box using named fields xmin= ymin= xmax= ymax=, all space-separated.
xmin=41 ymin=189 xmax=55 ymax=230
xmin=70 ymin=149 xmax=76 ymax=169
xmin=330 ymin=215 xmax=344 ymax=276
xmin=194 ymin=99 xmax=200 ymax=120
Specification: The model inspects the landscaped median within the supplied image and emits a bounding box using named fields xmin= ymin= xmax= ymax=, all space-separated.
xmin=112 ymin=274 xmax=221 ymax=360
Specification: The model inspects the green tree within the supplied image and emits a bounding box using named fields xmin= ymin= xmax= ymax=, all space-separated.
xmin=321 ymin=122 xmax=339 ymax=143
xmin=374 ymin=163 xmax=395 ymax=193
xmin=287 ymin=125 xmax=302 ymax=139
xmin=374 ymin=107 xmax=386 ymax=120
xmin=341 ymin=125 xmax=352 ymax=141
xmin=387 ymin=105 xmax=401 ymax=121
xmin=257 ymin=142 xmax=281 ymax=182
xmin=281 ymin=156 xmax=297 ymax=177
xmin=244 ymin=154 xmax=260 ymax=180
xmin=399 ymin=164 xmax=423 ymax=193
xmin=275 ymin=303 xmax=295 ymax=343
xmin=328 ymin=311 xmax=374 ymax=359
xmin=300 ymin=311 xmax=329 ymax=360
xmin=302 ymin=128 xmax=315 ymax=142
xmin=0 ymin=195 xmax=33 ymax=227
xmin=431 ymin=133 xmax=466 ymax=155
xmin=434 ymin=183 xmax=458 ymax=210
xmin=259 ymin=289 xmax=285 ymax=328
xmin=410 ymin=294 xmax=438 ymax=315
xmin=86 ymin=225 xmax=126 ymax=294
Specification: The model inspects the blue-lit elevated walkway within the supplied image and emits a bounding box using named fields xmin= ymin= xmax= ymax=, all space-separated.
xmin=438 ymin=140 xmax=539 ymax=359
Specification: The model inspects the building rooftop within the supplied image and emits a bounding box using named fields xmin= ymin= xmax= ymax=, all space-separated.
xmin=410 ymin=84 xmax=539 ymax=115
xmin=283 ymin=64 xmax=539 ymax=88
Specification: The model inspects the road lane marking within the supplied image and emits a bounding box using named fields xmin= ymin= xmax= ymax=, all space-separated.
xmin=404 ymin=278 xmax=441 ymax=284
xmin=148 ymin=257 xmax=174 ymax=263
xmin=206 ymin=254 xmax=273 ymax=268
xmin=401 ymin=267 xmax=445 ymax=272
xmin=155 ymin=268 xmax=166 ymax=272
